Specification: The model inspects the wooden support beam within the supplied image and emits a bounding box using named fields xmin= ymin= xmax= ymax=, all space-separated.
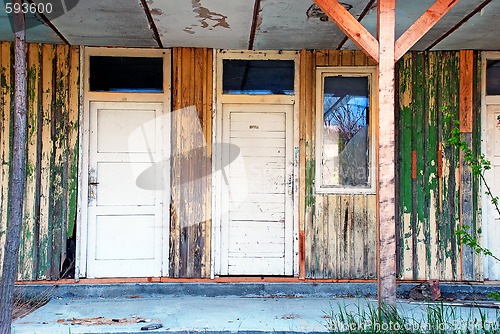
xmin=377 ymin=0 xmax=397 ymax=306
xmin=395 ymin=0 xmax=460 ymax=61
xmin=459 ymin=50 xmax=473 ymax=133
xmin=313 ymin=0 xmax=379 ymax=63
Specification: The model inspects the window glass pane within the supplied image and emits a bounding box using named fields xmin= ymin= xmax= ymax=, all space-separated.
xmin=223 ymin=60 xmax=294 ymax=95
xmin=487 ymin=60 xmax=500 ymax=95
xmin=90 ymin=56 xmax=163 ymax=92
xmin=321 ymin=76 xmax=369 ymax=187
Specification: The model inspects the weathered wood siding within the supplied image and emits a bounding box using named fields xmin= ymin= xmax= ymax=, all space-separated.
xmin=395 ymin=51 xmax=482 ymax=281
xmin=170 ymin=47 xmax=212 ymax=278
xmin=300 ymin=50 xmax=378 ymax=279
xmin=0 ymin=42 xmax=80 ymax=280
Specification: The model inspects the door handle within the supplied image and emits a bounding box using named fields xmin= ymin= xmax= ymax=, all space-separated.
xmin=89 ymin=177 xmax=99 ymax=200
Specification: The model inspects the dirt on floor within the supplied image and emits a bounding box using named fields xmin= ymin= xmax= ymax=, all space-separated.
xmin=12 ymin=287 xmax=52 ymax=321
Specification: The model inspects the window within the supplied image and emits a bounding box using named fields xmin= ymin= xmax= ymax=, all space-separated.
xmin=222 ymin=59 xmax=294 ymax=95
xmin=89 ymin=56 xmax=163 ymax=92
xmin=315 ymin=67 xmax=376 ymax=193
xmin=487 ymin=59 xmax=500 ymax=96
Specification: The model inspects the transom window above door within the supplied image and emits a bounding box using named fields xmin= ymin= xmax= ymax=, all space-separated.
xmin=315 ymin=67 xmax=376 ymax=194
xmin=89 ymin=56 xmax=163 ymax=93
xmin=222 ymin=59 xmax=294 ymax=95
xmin=487 ymin=59 xmax=500 ymax=96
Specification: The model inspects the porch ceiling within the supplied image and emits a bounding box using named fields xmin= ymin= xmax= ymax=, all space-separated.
xmin=0 ymin=0 xmax=498 ymax=51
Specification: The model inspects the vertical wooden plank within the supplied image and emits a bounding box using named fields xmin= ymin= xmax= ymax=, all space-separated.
xmin=299 ymin=50 xmax=307 ymax=279
xmin=471 ymin=51 xmax=482 ymax=281
xmin=170 ymin=48 xmax=180 ymax=277
xmin=38 ymin=44 xmax=54 ymax=279
xmin=328 ymin=50 xmax=340 ymax=66
xmin=339 ymin=195 xmax=351 ymax=278
xmin=459 ymin=50 xmax=475 ymax=281
xmin=18 ymin=44 xmax=41 ymax=280
xmin=354 ymin=50 xmax=368 ymax=66
xmin=425 ymin=52 xmax=440 ymax=279
xmin=0 ymin=42 xmax=12 ymax=274
xmin=459 ymin=50 xmax=473 ymax=133
xmin=341 ymin=50 xmax=355 ymax=66
xmin=66 ymin=46 xmax=80 ymax=241
xmin=326 ymin=195 xmax=339 ymax=278
xmin=397 ymin=53 xmax=414 ymax=280
xmin=413 ymin=52 xmax=427 ymax=280
xmin=353 ymin=195 xmax=365 ymax=278
xmin=304 ymin=50 xmax=315 ymax=278
xmin=47 ymin=44 xmax=70 ymax=279
xmin=202 ymin=48 xmax=212 ymax=278
xmin=181 ymin=48 xmax=193 ymax=277
xmin=313 ymin=196 xmax=324 ymax=278
xmin=366 ymin=195 xmax=377 ymax=278
xmin=438 ymin=52 xmax=460 ymax=281
xmin=315 ymin=50 xmax=328 ymax=67
xmin=193 ymin=48 xmax=204 ymax=278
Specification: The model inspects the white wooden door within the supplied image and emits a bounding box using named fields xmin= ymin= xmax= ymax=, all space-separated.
xmin=87 ymin=102 xmax=166 ymax=278
xmin=483 ymin=102 xmax=500 ymax=280
xmin=221 ymin=104 xmax=294 ymax=275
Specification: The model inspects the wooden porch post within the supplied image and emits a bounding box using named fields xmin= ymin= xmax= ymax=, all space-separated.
xmin=0 ymin=2 xmax=27 ymax=333
xmin=377 ymin=0 xmax=397 ymax=306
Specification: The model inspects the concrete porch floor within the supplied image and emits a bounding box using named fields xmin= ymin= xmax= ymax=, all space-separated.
xmin=11 ymin=283 xmax=500 ymax=334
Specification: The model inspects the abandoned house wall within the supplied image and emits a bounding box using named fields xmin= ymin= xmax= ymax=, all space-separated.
xmin=396 ymin=51 xmax=482 ymax=281
xmin=170 ymin=47 xmax=213 ymax=278
xmin=300 ymin=50 xmax=482 ymax=281
xmin=0 ymin=42 xmax=80 ymax=280
xmin=300 ymin=50 xmax=378 ymax=280
xmin=0 ymin=44 xmax=484 ymax=282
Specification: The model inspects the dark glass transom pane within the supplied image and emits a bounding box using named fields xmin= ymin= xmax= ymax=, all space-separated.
xmin=321 ymin=76 xmax=370 ymax=187
xmin=223 ymin=60 xmax=294 ymax=95
xmin=487 ymin=60 xmax=500 ymax=96
xmin=89 ymin=56 xmax=163 ymax=93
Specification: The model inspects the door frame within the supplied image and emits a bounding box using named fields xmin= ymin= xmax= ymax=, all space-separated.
xmin=77 ymin=47 xmax=171 ymax=279
xmin=212 ymin=50 xmax=300 ymax=277
xmin=481 ymin=51 xmax=500 ymax=280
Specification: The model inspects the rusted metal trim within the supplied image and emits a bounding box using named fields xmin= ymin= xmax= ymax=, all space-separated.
xmin=248 ymin=0 xmax=261 ymax=50
xmin=139 ymin=0 xmax=164 ymax=49
xmin=336 ymin=0 xmax=376 ymax=50
xmin=425 ymin=0 xmax=494 ymax=51
xmin=26 ymin=0 xmax=70 ymax=45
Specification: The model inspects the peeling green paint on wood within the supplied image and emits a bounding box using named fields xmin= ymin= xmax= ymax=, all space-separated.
xmin=396 ymin=51 xmax=482 ymax=281
xmin=0 ymin=42 xmax=80 ymax=281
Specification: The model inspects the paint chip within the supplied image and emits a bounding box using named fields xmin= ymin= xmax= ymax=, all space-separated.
xmin=191 ymin=0 xmax=230 ymax=30
xmin=150 ymin=8 xmax=163 ymax=15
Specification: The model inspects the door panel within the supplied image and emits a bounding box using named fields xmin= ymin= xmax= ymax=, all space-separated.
xmin=221 ymin=104 xmax=293 ymax=276
xmin=87 ymin=102 xmax=165 ymax=278
xmin=484 ymin=104 xmax=500 ymax=279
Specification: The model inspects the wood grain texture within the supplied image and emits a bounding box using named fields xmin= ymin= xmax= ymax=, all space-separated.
xmin=0 ymin=43 xmax=80 ymax=281
xmin=459 ymin=50 xmax=473 ymax=133
xmin=312 ymin=0 xmax=379 ymax=63
xmin=0 ymin=42 xmax=12 ymax=275
xmin=394 ymin=0 xmax=460 ymax=61
xmin=395 ymin=51 xmax=482 ymax=282
xmin=170 ymin=47 xmax=213 ymax=278
xmin=301 ymin=50 xmax=377 ymax=279
xmin=377 ymin=0 xmax=397 ymax=305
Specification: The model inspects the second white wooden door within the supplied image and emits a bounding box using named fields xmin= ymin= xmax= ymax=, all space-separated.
xmin=483 ymin=102 xmax=500 ymax=280
xmin=86 ymin=102 xmax=167 ymax=278
xmin=221 ymin=104 xmax=294 ymax=275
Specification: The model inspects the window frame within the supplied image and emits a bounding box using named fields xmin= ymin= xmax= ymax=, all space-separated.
xmin=315 ymin=66 xmax=377 ymax=194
